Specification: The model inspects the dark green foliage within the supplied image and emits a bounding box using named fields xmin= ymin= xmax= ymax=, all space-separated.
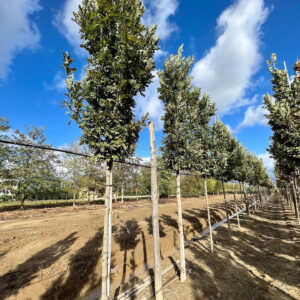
xmin=63 ymin=0 xmax=159 ymax=162
xmin=210 ymin=119 xmax=233 ymax=181
xmin=139 ymin=157 xmax=175 ymax=197
xmin=264 ymin=54 xmax=300 ymax=179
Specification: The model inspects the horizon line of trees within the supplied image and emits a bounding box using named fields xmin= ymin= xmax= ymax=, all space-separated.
xmin=0 ymin=119 xmax=269 ymax=204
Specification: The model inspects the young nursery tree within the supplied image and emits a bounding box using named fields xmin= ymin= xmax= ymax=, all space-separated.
xmin=158 ymin=45 xmax=195 ymax=281
xmin=62 ymin=1 xmax=158 ymax=298
xmin=211 ymin=119 xmax=233 ymax=229
xmin=189 ymin=90 xmax=216 ymax=251
xmin=264 ymin=55 xmax=300 ymax=209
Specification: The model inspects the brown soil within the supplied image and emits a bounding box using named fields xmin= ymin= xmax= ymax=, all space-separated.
xmin=138 ymin=197 xmax=300 ymax=300
xmin=0 ymin=194 xmax=239 ymax=300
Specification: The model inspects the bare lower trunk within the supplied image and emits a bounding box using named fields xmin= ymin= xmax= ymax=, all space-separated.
xmin=222 ymin=180 xmax=230 ymax=230
xmin=233 ymin=183 xmax=240 ymax=228
xmin=293 ymin=178 xmax=300 ymax=214
xmin=258 ymin=185 xmax=262 ymax=204
xmin=204 ymin=180 xmax=213 ymax=252
xmin=20 ymin=195 xmax=25 ymax=209
xmin=284 ymin=187 xmax=290 ymax=206
xmin=121 ymin=186 xmax=124 ymax=204
xmin=291 ymin=180 xmax=300 ymax=224
xmin=101 ymin=160 xmax=113 ymax=300
xmin=176 ymin=171 xmax=186 ymax=282
xmin=149 ymin=121 xmax=163 ymax=300
xmin=243 ymin=182 xmax=249 ymax=215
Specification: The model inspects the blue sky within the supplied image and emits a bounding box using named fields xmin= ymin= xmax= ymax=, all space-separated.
xmin=0 ymin=0 xmax=300 ymax=179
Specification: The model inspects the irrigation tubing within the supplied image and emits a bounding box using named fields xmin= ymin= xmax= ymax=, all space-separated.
xmin=0 ymin=139 xmax=244 ymax=179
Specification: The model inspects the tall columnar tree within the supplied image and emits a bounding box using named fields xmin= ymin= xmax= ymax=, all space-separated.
xmin=227 ymin=137 xmax=244 ymax=226
xmin=188 ymin=88 xmax=216 ymax=251
xmin=62 ymin=1 xmax=158 ymax=298
xmin=211 ymin=119 xmax=233 ymax=228
xmin=158 ymin=45 xmax=195 ymax=282
xmin=264 ymin=54 xmax=300 ymax=216
xmin=229 ymin=142 xmax=250 ymax=213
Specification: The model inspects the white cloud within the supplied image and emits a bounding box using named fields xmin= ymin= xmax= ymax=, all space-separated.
xmin=257 ymin=152 xmax=275 ymax=181
xmin=235 ymin=104 xmax=268 ymax=132
xmin=135 ymin=71 xmax=164 ymax=130
xmin=143 ymin=0 xmax=179 ymax=40
xmin=154 ymin=49 xmax=168 ymax=60
xmin=191 ymin=0 xmax=269 ymax=114
xmin=141 ymin=157 xmax=151 ymax=164
xmin=43 ymin=72 xmax=65 ymax=92
xmin=54 ymin=0 xmax=85 ymax=56
xmin=0 ymin=0 xmax=41 ymax=79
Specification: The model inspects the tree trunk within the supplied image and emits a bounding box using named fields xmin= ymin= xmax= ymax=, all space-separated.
xmin=101 ymin=160 xmax=113 ymax=300
xmin=87 ymin=189 xmax=90 ymax=205
xmin=121 ymin=186 xmax=124 ymax=204
xmin=243 ymin=182 xmax=249 ymax=215
xmin=204 ymin=179 xmax=213 ymax=252
xmin=233 ymin=183 xmax=240 ymax=228
xmin=73 ymin=190 xmax=76 ymax=206
xmin=20 ymin=194 xmax=25 ymax=209
xmin=222 ymin=180 xmax=230 ymax=230
xmin=284 ymin=186 xmax=289 ymax=206
xmin=149 ymin=121 xmax=163 ymax=300
xmin=239 ymin=182 xmax=243 ymax=200
xmin=176 ymin=171 xmax=186 ymax=282
xmin=291 ymin=180 xmax=300 ymax=224
xmin=258 ymin=185 xmax=262 ymax=204
xmin=293 ymin=178 xmax=300 ymax=213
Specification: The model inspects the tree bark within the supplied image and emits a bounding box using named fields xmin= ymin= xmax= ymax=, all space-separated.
xmin=258 ymin=185 xmax=262 ymax=204
xmin=20 ymin=194 xmax=25 ymax=209
xmin=149 ymin=121 xmax=163 ymax=300
xmin=121 ymin=186 xmax=124 ymax=204
xmin=204 ymin=179 xmax=213 ymax=252
xmin=101 ymin=160 xmax=113 ymax=300
xmin=243 ymin=182 xmax=249 ymax=215
xmin=291 ymin=180 xmax=300 ymax=224
xmin=222 ymin=180 xmax=230 ymax=230
xmin=284 ymin=186 xmax=289 ymax=206
xmin=233 ymin=183 xmax=240 ymax=228
xmin=176 ymin=171 xmax=186 ymax=282
xmin=293 ymin=178 xmax=300 ymax=213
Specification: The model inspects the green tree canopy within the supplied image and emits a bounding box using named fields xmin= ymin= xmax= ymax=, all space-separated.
xmin=63 ymin=0 xmax=159 ymax=163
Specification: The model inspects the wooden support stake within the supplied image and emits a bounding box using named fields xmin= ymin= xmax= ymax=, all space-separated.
xmin=176 ymin=171 xmax=186 ymax=282
xmin=101 ymin=161 xmax=113 ymax=300
xmin=149 ymin=122 xmax=163 ymax=300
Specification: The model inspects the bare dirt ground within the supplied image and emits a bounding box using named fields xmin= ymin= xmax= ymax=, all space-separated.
xmin=0 ymin=194 xmax=240 ymax=300
xmin=138 ymin=196 xmax=300 ymax=300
